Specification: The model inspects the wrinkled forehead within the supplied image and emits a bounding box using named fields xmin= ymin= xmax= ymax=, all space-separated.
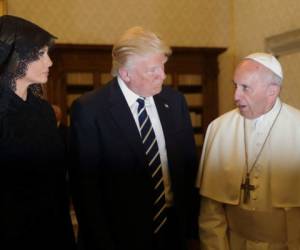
xmin=236 ymin=59 xmax=273 ymax=77
xmin=237 ymin=59 xmax=265 ymax=72
xmin=234 ymin=60 xmax=272 ymax=86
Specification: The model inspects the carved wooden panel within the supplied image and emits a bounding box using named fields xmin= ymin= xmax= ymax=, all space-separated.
xmin=47 ymin=44 xmax=226 ymax=155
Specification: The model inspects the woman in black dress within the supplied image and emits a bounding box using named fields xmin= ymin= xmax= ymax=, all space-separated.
xmin=0 ymin=15 xmax=76 ymax=249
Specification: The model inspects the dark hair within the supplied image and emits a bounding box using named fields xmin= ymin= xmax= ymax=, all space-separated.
xmin=0 ymin=15 xmax=56 ymax=95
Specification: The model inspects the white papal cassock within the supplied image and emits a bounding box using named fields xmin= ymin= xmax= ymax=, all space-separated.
xmin=197 ymin=98 xmax=300 ymax=250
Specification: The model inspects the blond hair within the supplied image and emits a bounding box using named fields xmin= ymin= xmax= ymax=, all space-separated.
xmin=111 ymin=26 xmax=171 ymax=76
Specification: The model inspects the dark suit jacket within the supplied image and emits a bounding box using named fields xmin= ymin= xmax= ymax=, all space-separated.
xmin=69 ymin=78 xmax=199 ymax=250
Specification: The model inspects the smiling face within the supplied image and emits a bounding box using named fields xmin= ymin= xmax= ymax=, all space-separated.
xmin=233 ymin=60 xmax=280 ymax=119
xmin=119 ymin=53 xmax=167 ymax=97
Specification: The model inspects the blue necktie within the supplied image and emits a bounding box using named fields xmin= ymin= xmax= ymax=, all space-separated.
xmin=137 ymin=98 xmax=167 ymax=234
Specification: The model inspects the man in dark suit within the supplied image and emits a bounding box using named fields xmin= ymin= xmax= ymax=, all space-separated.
xmin=69 ymin=26 xmax=199 ymax=250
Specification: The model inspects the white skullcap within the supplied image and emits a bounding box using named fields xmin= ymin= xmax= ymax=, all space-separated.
xmin=244 ymin=52 xmax=283 ymax=79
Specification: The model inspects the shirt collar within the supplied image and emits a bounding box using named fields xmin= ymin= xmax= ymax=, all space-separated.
xmin=252 ymin=98 xmax=282 ymax=129
xmin=117 ymin=76 xmax=154 ymax=107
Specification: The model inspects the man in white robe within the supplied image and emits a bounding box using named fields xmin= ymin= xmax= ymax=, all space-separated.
xmin=197 ymin=52 xmax=300 ymax=249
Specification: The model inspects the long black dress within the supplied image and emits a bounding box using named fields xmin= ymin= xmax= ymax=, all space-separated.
xmin=0 ymin=86 xmax=75 ymax=249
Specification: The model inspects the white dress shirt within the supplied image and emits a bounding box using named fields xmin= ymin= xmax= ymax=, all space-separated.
xmin=118 ymin=77 xmax=173 ymax=206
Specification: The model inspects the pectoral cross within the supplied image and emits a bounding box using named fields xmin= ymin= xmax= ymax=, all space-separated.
xmin=241 ymin=173 xmax=255 ymax=203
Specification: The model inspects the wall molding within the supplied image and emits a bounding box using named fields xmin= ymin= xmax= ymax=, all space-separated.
xmin=266 ymin=29 xmax=300 ymax=56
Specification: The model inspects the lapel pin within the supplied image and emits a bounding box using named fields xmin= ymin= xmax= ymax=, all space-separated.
xmin=164 ymin=103 xmax=169 ymax=108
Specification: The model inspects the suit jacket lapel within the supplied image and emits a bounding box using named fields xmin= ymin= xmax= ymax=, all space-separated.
xmin=153 ymin=94 xmax=176 ymax=175
xmin=153 ymin=94 xmax=175 ymax=138
xmin=108 ymin=79 xmax=147 ymax=166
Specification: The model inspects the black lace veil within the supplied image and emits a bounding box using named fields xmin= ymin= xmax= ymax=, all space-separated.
xmin=0 ymin=15 xmax=56 ymax=96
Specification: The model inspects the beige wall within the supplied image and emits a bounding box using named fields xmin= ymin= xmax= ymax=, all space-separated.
xmin=224 ymin=0 xmax=300 ymax=113
xmin=7 ymin=0 xmax=300 ymax=114
xmin=7 ymin=0 xmax=229 ymax=47
xmin=0 ymin=0 xmax=7 ymax=15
